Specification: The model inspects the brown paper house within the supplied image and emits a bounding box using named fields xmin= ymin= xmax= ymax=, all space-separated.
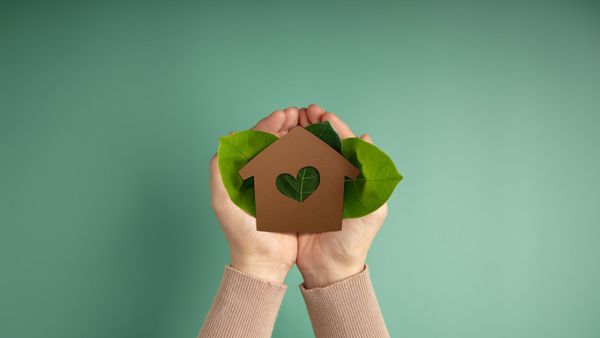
xmin=239 ymin=126 xmax=359 ymax=233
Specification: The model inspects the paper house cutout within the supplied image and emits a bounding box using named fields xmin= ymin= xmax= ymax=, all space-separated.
xmin=239 ymin=126 xmax=359 ymax=233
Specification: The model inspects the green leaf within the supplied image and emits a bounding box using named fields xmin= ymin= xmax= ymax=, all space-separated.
xmin=276 ymin=166 xmax=320 ymax=202
xmin=217 ymin=130 xmax=278 ymax=216
xmin=305 ymin=121 xmax=342 ymax=153
xmin=342 ymin=138 xmax=403 ymax=218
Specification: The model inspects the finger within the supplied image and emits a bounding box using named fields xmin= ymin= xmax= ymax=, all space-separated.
xmin=299 ymin=108 xmax=310 ymax=127
xmin=209 ymin=155 xmax=228 ymax=201
xmin=360 ymin=133 xmax=373 ymax=144
xmin=253 ymin=110 xmax=286 ymax=134
xmin=306 ymin=104 xmax=326 ymax=124
xmin=282 ymin=107 xmax=299 ymax=131
xmin=321 ymin=111 xmax=355 ymax=138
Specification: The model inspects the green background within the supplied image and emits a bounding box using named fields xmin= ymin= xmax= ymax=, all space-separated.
xmin=2 ymin=1 xmax=599 ymax=337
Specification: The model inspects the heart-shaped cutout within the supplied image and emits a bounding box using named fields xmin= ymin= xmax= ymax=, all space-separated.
xmin=276 ymin=166 xmax=320 ymax=203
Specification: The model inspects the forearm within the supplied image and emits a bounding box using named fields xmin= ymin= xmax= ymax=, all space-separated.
xmin=300 ymin=266 xmax=389 ymax=338
xmin=199 ymin=265 xmax=287 ymax=338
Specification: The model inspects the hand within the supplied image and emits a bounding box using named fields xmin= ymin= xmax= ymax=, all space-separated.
xmin=209 ymin=107 xmax=301 ymax=283
xmin=296 ymin=104 xmax=388 ymax=288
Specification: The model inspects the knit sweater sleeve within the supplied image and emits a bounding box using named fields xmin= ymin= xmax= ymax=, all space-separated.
xmin=198 ymin=265 xmax=287 ymax=338
xmin=300 ymin=266 xmax=390 ymax=338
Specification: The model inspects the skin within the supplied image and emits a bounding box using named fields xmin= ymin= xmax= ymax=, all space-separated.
xmin=209 ymin=105 xmax=387 ymax=287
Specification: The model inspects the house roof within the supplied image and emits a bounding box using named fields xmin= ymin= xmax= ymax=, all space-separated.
xmin=239 ymin=126 xmax=358 ymax=180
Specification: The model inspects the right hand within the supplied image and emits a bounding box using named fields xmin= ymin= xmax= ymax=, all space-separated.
xmin=296 ymin=104 xmax=388 ymax=288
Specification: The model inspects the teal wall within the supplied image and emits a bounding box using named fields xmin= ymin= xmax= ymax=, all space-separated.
xmin=2 ymin=1 xmax=600 ymax=337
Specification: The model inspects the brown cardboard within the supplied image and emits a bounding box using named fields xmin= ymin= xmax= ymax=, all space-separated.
xmin=239 ymin=126 xmax=359 ymax=233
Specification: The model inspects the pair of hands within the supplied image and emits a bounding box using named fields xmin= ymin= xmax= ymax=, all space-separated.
xmin=209 ymin=104 xmax=387 ymax=288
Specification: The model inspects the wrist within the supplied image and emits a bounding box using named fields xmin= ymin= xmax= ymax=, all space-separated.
xmin=231 ymin=255 xmax=292 ymax=284
xmin=299 ymin=262 xmax=365 ymax=289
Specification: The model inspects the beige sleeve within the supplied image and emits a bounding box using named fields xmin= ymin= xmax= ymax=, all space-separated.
xmin=198 ymin=265 xmax=287 ymax=338
xmin=300 ymin=266 xmax=390 ymax=338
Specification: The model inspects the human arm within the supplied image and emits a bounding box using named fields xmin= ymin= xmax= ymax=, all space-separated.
xmin=296 ymin=104 xmax=390 ymax=338
xmin=199 ymin=108 xmax=301 ymax=338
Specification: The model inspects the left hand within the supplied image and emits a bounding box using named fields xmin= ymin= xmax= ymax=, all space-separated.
xmin=209 ymin=107 xmax=301 ymax=283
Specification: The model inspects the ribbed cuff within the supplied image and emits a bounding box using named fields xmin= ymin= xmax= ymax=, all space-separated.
xmin=300 ymin=266 xmax=389 ymax=338
xmin=199 ymin=265 xmax=287 ymax=338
